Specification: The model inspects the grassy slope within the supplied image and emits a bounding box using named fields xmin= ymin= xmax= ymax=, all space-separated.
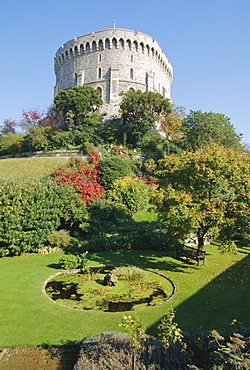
xmin=0 ymin=246 xmax=249 ymax=348
xmin=0 ymin=157 xmax=249 ymax=347
xmin=0 ymin=157 xmax=69 ymax=179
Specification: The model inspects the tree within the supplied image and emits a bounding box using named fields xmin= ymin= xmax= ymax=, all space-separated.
xmin=52 ymin=155 xmax=104 ymax=206
xmin=159 ymin=105 xmax=185 ymax=141
xmin=21 ymin=110 xmax=43 ymax=131
xmin=120 ymin=90 xmax=172 ymax=146
xmin=54 ymin=86 xmax=102 ymax=127
xmin=154 ymin=145 xmax=250 ymax=250
xmin=1 ymin=119 xmax=17 ymax=134
xmin=181 ymin=110 xmax=243 ymax=151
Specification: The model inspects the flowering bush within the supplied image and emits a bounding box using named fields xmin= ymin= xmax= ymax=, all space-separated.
xmin=52 ymin=153 xmax=104 ymax=206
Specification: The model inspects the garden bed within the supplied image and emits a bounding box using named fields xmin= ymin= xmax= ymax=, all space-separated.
xmin=44 ymin=265 xmax=176 ymax=312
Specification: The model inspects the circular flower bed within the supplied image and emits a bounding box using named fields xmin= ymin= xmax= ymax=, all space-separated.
xmin=43 ymin=265 xmax=176 ymax=312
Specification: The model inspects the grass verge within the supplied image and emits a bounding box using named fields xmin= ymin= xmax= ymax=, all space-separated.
xmin=0 ymin=245 xmax=249 ymax=348
xmin=0 ymin=157 xmax=69 ymax=179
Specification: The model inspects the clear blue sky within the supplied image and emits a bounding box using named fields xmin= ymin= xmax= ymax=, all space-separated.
xmin=0 ymin=0 xmax=249 ymax=143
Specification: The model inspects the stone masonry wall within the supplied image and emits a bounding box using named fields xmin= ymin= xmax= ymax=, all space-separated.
xmin=54 ymin=28 xmax=173 ymax=118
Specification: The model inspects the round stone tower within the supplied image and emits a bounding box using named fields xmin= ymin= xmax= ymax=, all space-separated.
xmin=54 ymin=28 xmax=173 ymax=118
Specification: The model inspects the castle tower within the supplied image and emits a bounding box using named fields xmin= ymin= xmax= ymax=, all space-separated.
xmin=54 ymin=28 xmax=173 ymax=118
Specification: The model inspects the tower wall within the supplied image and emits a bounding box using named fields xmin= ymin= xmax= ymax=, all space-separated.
xmin=54 ymin=28 xmax=173 ymax=118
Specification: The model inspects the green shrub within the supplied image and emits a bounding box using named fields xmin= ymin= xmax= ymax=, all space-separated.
xmin=84 ymin=231 xmax=169 ymax=253
xmin=0 ymin=177 xmax=87 ymax=256
xmin=218 ymin=240 xmax=238 ymax=254
xmin=107 ymin=176 xmax=149 ymax=216
xmin=47 ymin=230 xmax=71 ymax=250
xmin=0 ymin=133 xmax=24 ymax=155
xmin=86 ymin=200 xmax=128 ymax=235
xmin=113 ymin=266 xmax=147 ymax=281
xmin=98 ymin=156 xmax=133 ymax=189
xmin=80 ymin=141 xmax=95 ymax=155
xmin=59 ymin=254 xmax=79 ymax=270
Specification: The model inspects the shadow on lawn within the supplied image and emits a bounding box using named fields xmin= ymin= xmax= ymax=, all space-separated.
xmin=47 ymin=250 xmax=198 ymax=274
xmin=40 ymin=340 xmax=80 ymax=370
xmin=148 ymin=253 xmax=250 ymax=335
xmin=88 ymin=250 xmax=198 ymax=274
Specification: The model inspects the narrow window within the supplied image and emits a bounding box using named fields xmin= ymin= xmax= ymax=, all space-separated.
xmin=98 ymin=67 xmax=102 ymax=79
xmin=99 ymin=54 xmax=102 ymax=62
xmin=74 ymin=73 xmax=78 ymax=86
xmin=131 ymin=55 xmax=133 ymax=62
xmin=98 ymin=40 xmax=103 ymax=50
xmin=130 ymin=68 xmax=134 ymax=79
xmin=97 ymin=87 xmax=102 ymax=100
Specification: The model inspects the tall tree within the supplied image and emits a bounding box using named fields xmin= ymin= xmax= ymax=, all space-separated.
xmin=54 ymin=86 xmax=102 ymax=127
xmin=154 ymin=144 xmax=250 ymax=250
xmin=120 ymin=90 xmax=171 ymax=146
xmin=160 ymin=105 xmax=185 ymax=141
xmin=0 ymin=119 xmax=17 ymax=135
xmin=181 ymin=110 xmax=242 ymax=151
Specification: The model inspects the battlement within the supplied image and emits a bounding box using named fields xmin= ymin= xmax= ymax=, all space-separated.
xmin=54 ymin=28 xmax=173 ymax=118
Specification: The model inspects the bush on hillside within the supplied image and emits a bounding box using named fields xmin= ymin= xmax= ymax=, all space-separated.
xmin=0 ymin=177 xmax=87 ymax=256
xmin=52 ymin=153 xmax=104 ymax=206
xmin=98 ymin=156 xmax=133 ymax=189
xmin=47 ymin=230 xmax=71 ymax=250
xmin=107 ymin=176 xmax=149 ymax=216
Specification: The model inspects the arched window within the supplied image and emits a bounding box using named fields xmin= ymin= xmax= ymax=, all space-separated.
xmin=133 ymin=41 xmax=138 ymax=51
xmin=65 ymin=50 xmax=69 ymax=59
xmin=140 ymin=42 xmax=144 ymax=53
xmin=61 ymin=53 xmax=65 ymax=62
xmin=74 ymin=46 xmax=78 ymax=57
xmin=151 ymin=47 xmax=154 ymax=57
xmin=98 ymin=39 xmax=103 ymax=50
xmin=126 ymin=39 xmax=131 ymax=50
xmin=130 ymin=68 xmax=134 ymax=79
xmin=98 ymin=67 xmax=102 ymax=79
xmin=80 ymin=44 xmax=84 ymax=55
xmin=146 ymin=45 xmax=150 ymax=55
xmin=92 ymin=41 xmax=97 ymax=52
xmin=70 ymin=48 xmax=73 ymax=58
xmin=119 ymin=38 xmax=124 ymax=49
xmin=86 ymin=42 xmax=90 ymax=54
xmin=97 ymin=87 xmax=102 ymax=100
xmin=129 ymin=87 xmax=135 ymax=92
xmin=112 ymin=38 xmax=117 ymax=49
xmin=105 ymin=38 xmax=110 ymax=49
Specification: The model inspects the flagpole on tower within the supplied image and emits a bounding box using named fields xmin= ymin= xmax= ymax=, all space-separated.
xmin=113 ymin=20 xmax=116 ymax=31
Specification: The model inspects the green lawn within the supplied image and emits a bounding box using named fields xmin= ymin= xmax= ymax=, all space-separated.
xmin=0 ymin=157 xmax=69 ymax=179
xmin=0 ymin=246 xmax=249 ymax=348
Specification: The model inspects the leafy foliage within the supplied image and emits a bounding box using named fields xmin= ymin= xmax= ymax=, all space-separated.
xmin=157 ymin=308 xmax=183 ymax=348
xmin=0 ymin=118 xmax=17 ymax=134
xmin=154 ymin=144 xmax=250 ymax=250
xmin=98 ymin=156 xmax=133 ymax=189
xmin=107 ymin=176 xmax=150 ymax=216
xmin=53 ymin=86 xmax=102 ymax=127
xmin=47 ymin=230 xmax=71 ymax=250
xmin=52 ymin=154 xmax=104 ymax=206
xmin=0 ymin=177 xmax=87 ymax=256
xmin=120 ymin=90 xmax=172 ymax=146
xmin=181 ymin=110 xmax=243 ymax=151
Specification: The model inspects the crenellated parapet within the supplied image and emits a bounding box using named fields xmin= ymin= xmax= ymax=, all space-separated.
xmin=54 ymin=28 xmax=173 ymax=118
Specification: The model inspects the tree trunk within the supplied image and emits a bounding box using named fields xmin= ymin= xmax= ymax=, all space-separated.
xmin=197 ymin=235 xmax=204 ymax=251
